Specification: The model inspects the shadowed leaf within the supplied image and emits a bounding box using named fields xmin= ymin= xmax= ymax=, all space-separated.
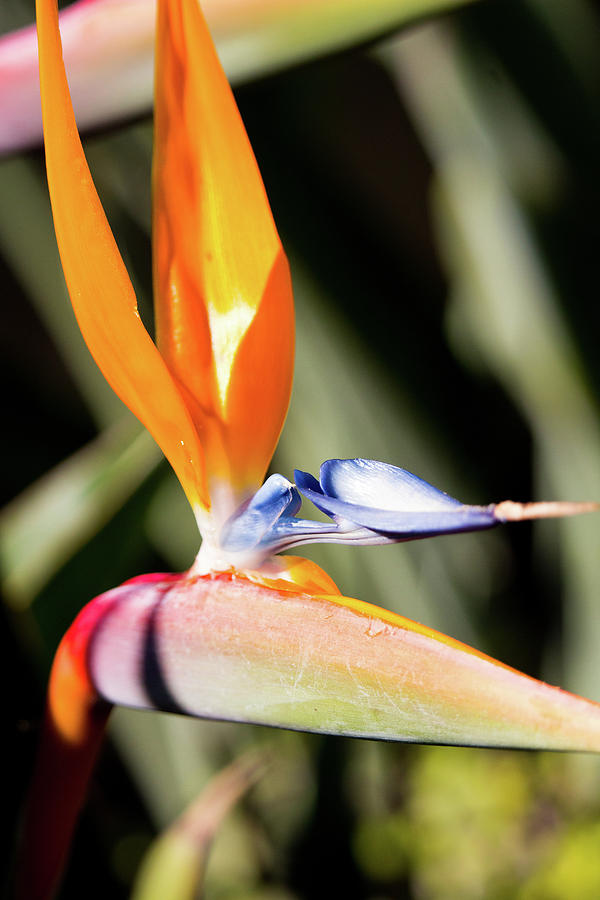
xmin=1 ymin=425 xmax=160 ymax=609
xmin=131 ymin=749 xmax=268 ymax=900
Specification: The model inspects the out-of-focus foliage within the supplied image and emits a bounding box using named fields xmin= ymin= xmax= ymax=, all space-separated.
xmin=131 ymin=749 xmax=268 ymax=900
xmin=4 ymin=0 xmax=600 ymax=897
xmin=352 ymin=749 xmax=600 ymax=899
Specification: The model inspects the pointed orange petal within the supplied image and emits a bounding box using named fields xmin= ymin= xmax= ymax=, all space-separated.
xmin=36 ymin=0 xmax=209 ymax=510
xmin=244 ymin=554 xmax=343 ymax=595
xmin=153 ymin=0 xmax=294 ymax=497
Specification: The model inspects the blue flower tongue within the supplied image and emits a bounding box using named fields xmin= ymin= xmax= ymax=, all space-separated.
xmin=219 ymin=461 xmax=595 ymax=557
xmin=295 ymin=459 xmax=497 ymax=537
xmin=221 ymin=474 xmax=301 ymax=551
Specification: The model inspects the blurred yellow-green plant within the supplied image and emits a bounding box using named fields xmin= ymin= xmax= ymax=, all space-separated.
xmin=131 ymin=749 xmax=269 ymax=900
xmin=4 ymin=0 xmax=600 ymax=897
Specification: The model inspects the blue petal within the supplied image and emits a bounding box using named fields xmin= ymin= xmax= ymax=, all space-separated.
xmin=294 ymin=469 xmax=323 ymax=497
xmin=295 ymin=460 xmax=497 ymax=538
xmin=321 ymin=459 xmax=463 ymax=511
xmin=221 ymin=475 xmax=301 ymax=551
xmin=280 ymin=486 xmax=302 ymax=518
xmin=257 ymin=516 xmax=342 ymax=550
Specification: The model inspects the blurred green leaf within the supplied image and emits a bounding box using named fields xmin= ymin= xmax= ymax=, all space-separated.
xmin=1 ymin=425 xmax=160 ymax=608
xmin=0 ymin=154 xmax=122 ymax=424
xmin=214 ymin=0 xmax=481 ymax=82
xmin=131 ymin=750 xmax=268 ymax=900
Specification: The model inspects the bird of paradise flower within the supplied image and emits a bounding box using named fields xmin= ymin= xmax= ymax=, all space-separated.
xmin=19 ymin=0 xmax=600 ymax=897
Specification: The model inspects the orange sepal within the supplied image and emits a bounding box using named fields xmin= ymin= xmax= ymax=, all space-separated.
xmin=153 ymin=0 xmax=294 ymax=497
xmin=245 ymin=553 xmax=342 ymax=595
xmin=36 ymin=0 xmax=209 ymax=510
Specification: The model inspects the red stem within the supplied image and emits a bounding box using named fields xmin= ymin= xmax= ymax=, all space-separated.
xmin=16 ymin=599 xmax=113 ymax=900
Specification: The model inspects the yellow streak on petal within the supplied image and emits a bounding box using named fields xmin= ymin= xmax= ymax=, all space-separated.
xmin=208 ymin=294 xmax=256 ymax=410
xmin=154 ymin=0 xmax=294 ymax=495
